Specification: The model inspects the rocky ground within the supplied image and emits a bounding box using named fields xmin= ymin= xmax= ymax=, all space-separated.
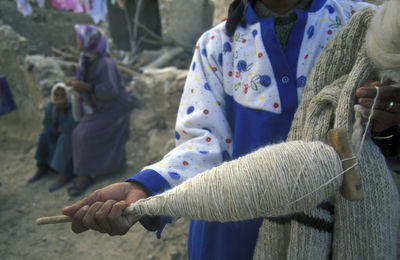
xmin=0 ymin=138 xmax=189 ymax=260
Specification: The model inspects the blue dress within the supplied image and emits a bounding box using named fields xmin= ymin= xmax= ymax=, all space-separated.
xmin=35 ymin=102 xmax=76 ymax=175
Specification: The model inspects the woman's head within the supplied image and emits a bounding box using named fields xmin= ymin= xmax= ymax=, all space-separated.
xmin=74 ymin=24 xmax=108 ymax=58
xmin=51 ymin=82 xmax=71 ymax=109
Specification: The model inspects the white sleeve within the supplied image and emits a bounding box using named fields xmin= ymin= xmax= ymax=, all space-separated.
xmin=142 ymin=27 xmax=234 ymax=188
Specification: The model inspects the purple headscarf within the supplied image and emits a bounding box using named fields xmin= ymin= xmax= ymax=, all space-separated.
xmin=74 ymin=24 xmax=108 ymax=80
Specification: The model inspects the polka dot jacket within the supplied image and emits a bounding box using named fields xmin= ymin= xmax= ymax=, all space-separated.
xmin=128 ymin=0 xmax=373 ymax=203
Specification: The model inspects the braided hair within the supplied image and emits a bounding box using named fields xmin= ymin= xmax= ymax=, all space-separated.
xmin=225 ymin=0 xmax=249 ymax=36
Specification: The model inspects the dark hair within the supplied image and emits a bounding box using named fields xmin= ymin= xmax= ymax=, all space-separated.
xmin=225 ymin=0 xmax=246 ymax=37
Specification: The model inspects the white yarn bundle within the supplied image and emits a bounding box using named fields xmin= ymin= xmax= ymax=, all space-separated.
xmin=70 ymin=89 xmax=82 ymax=122
xmin=365 ymin=0 xmax=400 ymax=84
xmin=70 ymin=90 xmax=94 ymax=122
xmin=128 ymin=141 xmax=343 ymax=221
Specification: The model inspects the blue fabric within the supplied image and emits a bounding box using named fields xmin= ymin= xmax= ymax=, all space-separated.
xmin=225 ymin=94 xmax=294 ymax=158
xmin=0 ymin=76 xmax=17 ymax=116
xmin=188 ymin=219 xmax=264 ymax=260
xmin=127 ymin=169 xmax=172 ymax=238
xmin=35 ymin=103 xmax=75 ymax=175
xmin=126 ymin=169 xmax=171 ymax=195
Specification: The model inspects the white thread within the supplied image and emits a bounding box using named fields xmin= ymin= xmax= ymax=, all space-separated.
xmin=287 ymin=161 xmax=358 ymax=205
xmin=357 ymin=86 xmax=380 ymax=158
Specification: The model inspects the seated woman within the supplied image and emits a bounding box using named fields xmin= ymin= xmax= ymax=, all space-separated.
xmin=67 ymin=24 xmax=133 ymax=197
xmin=28 ymin=82 xmax=76 ymax=192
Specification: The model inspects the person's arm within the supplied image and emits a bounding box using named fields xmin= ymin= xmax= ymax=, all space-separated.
xmin=90 ymin=57 xmax=121 ymax=101
xmin=128 ymin=27 xmax=231 ymax=194
xmin=127 ymin=28 xmax=232 ymax=236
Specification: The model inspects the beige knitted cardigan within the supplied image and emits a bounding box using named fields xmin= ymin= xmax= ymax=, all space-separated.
xmin=132 ymin=7 xmax=399 ymax=259
xmin=257 ymin=7 xmax=399 ymax=259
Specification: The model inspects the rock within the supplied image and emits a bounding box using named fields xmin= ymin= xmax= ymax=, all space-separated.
xmin=25 ymin=55 xmax=66 ymax=96
xmin=0 ymin=0 xmax=93 ymax=55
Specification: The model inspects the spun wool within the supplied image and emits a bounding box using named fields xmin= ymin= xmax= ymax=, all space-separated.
xmin=129 ymin=6 xmax=399 ymax=260
xmin=70 ymin=89 xmax=81 ymax=122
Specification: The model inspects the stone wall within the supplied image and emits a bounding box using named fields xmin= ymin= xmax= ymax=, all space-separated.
xmin=159 ymin=0 xmax=214 ymax=47
xmin=213 ymin=0 xmax=231 ymax=24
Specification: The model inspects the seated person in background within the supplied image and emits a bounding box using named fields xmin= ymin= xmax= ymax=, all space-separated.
xmin=66 ymin=24 xmax=133 ymax=197
xmin=28 ymin=82 xmax=76 ymax=192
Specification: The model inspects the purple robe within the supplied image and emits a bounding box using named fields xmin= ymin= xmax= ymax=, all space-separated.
xmin=72 ymin=55 xmax=133 ymax=176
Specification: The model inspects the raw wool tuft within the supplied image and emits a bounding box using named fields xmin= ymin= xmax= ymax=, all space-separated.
xmin=352 ymin=0 xmax=400 ymax=153
xmin=365 ymin=0 xmax=400 ymax=83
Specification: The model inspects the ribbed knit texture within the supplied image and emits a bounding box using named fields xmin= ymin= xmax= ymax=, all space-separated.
xmin=283 ymin=7 xmax=399 ymax=260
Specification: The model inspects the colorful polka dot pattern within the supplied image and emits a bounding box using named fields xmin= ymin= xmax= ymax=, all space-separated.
xmin=141 ymin=0 xmax=373 ymax=187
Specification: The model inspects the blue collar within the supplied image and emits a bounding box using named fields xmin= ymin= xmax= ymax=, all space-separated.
xmin=245 ymin=0 xmax=327 ymax=24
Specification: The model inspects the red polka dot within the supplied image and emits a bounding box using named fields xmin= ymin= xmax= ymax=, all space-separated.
xmin=195 ymin=45 xmax=199 ymax=49
xmin=228 ymin=71 xmax=233 ymax=77
xmin=183 ymin=130 xmax=187 ymax=134
xmin=258 ymin=53 xmax=263 ymax=58
xmin=191 ymin=88 xmax=194 ymax=93
xmin=351 ymin=9 xmax=355 ymax=15
xmin=226 ymin=138 xmax=232 ymax=143
xmin=206 ymin=137 xmax=211 ymax=142
xmin=182 ymin=160 xmax=188 ymax=166
xmin=304 ymin=54 xmax=309 ymax=59
xmin=273 ymin=102 xmax=279 ymax=108
xmin=211 ymin=36 xmax=215 ymax=40
xmin=242 ymin=39 xmax=247 ymax=43
xmin=327 ymin=30 xmax=333 ymax=35
xmin=203 ymin=109 xmax=209 ymax=114
xmin=212 ymin=67 xmax=217 ymax=72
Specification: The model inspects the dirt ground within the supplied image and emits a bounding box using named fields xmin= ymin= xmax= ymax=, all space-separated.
xmin=0 ymin=138 xmax=189 ymax=260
